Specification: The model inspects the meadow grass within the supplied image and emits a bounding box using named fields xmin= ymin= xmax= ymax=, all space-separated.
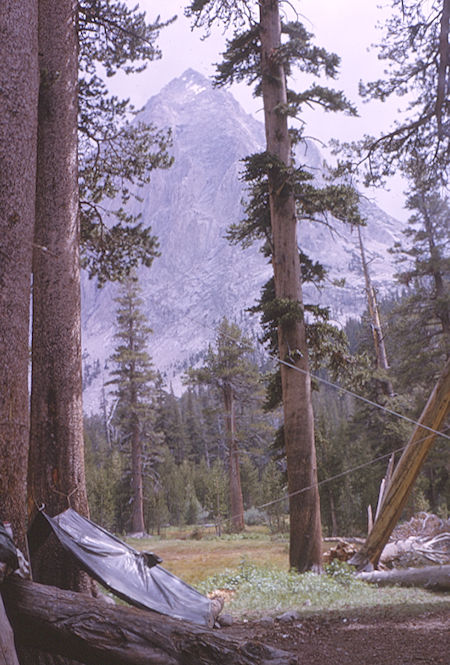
xmin=129 ymin=528 xmax=289 ymax=584
xmin=127 ymin=527 xmax=450 ymax=619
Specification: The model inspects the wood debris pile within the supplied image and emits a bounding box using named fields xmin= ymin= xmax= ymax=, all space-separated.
xmin=380 ymin=512 xmax=450 ymax=568
xmin=391 ymin=512 xmax=449 ymax=540
xmin=323 ymin=540 xmax=359 ymax=563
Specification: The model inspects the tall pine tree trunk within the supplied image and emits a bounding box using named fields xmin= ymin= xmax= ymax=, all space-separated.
xmin=223 ymin=386 xmax=244 ymax=532
xmin=259 ymin=0 xmax=322 ymax=571
xmin=130 ymin=414 xmax=145 ymax=533
xmin=328 ymin=489 xmax=338 ymax=538
xmin=0 ymin=0 xmax=39 ymax=549
xmin=28 ymin=0 xmax=89 ymax=589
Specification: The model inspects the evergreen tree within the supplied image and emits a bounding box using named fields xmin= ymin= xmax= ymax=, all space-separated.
xmin=78 ymin=1 xmax=175 ymax=282
xmin=187 ymin=0 xmax=362 ymax=569
xmin=239 ymin=455 xmax=261 ymax=509
xmin=260 ymin=460 xmax=287 ymax=533
xmin=182 ymin=387 xmax=206 ymax=463
xmin=386 ymin=173 xmax=449 ymax=515
xmin=27 ymin=1 xmax=174 ymax=601
xmin=199 ymin=459 xmax=229 ymax=535
xmin=314 ymin=394 xmax=348 ymax=537
xmin=389 ymin=162 xmax=449 ymax=388
xmin=343 ymin=293 xmax=449 ymax=522
xmin=341 ymin=0 xmax=450 ymax=184
xmin=154 ymin=376 xmax=187 ymax=465
xmin=28 ymin=0 xmax=91 ymax=596
xmin=109 ymin=275 xmax=158 ymax=533
xmin=0 ymin=0 xmax=38 ymax=548
xmin=188 ymin=318 xmax=260 ymax=531
xmin=84 ymin=414 xmax=125 ymax=532
xmin=196 ymin=387 xmax=223 ymax=467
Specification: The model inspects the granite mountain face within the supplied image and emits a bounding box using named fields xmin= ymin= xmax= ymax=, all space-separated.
xmin=82 ymin=69 xmax=402 ymax=409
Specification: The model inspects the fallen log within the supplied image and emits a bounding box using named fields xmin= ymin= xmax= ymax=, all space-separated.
xmin=0 ymin=558 xmax=21 ymax=665
xmin=357 ymin=564 xmax=450 ymax=592
xmin=3 ymin=578 xmax=295 ymax=665
xmin=380 ymin=533 xmax=450 ymax=567
xmin=0 ymin=593 xmax=20 ymax=665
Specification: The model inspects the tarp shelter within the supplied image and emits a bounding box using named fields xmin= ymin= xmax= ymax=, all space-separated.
xmin=0 ymin=523 xmax=18 ymax=573
xmin=29 ymin=508 xmax=214 ymax=627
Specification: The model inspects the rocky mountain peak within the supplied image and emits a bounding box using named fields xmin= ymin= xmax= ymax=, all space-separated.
xmin=82 ymin=70 xmax=403 ymax=410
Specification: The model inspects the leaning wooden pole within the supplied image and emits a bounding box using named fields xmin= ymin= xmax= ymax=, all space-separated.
xmin=351 ymin=357 xmax=450 ymax=570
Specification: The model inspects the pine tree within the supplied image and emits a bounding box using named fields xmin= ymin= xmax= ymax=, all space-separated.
xmin=78 ymin=1 xmax=175 ymax=282
xmin=27 ymin=1 xmax=174 ymax=594
xmin=84 ymin=413 xmax=125 ymax=532
xmin=157 ymin=452 xmax=193 ymax=526
xmin=0 ymin=0 xmax=39 ymax=548
xmin=186 ymin=0 xmax=361 ymax=569
xmin=343 ymin=294 xmax=449 ymax=523
xmin=200 ymin=459 xmax=229 ymax=535
xmin=261 ymin=460 xmax=286 ymax=533
xmin=154 ymin=376 xmax=187 ymax=465
xmin=182 ymin=387 xmax=205 ymax=463
xmin=109 ymin=275 xmax=157 ymax=534
xmin=196 ymin=387 xmax=223 ymax=467
xmin=386 ymin=172 xmax=449 ymax=515
xmin=342 ymin=0 xmax=450 ymax=184
xmin=28 ymin=0 xmax=91 ymax=595
xmin=390 ymin=162 xmax=449 ymax=381
xmin=188 ymin=318 xmax=260 ymax=531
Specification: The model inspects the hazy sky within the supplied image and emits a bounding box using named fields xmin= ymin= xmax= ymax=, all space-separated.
xmin=109 ymin=1 xmax=409 ymax=221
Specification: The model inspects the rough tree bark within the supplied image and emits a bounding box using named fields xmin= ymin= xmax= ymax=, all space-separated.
xmin=3 ymin=578 xmax=295 ymax=665
xmin=0 ymin=0 xmax=39 ymax=549
xmin=130 ymin=409 xmax=146 ymax=534
xmin=28 ymin=0 xmax=89 ymax=590
xmin=259 ymin=0 xmax=322 ymax=571
xmin=223 ymin=385 xmax=245 ymax=532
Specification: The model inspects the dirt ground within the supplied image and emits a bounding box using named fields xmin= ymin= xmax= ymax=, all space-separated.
xmin=220 ymin=607 xmax=450 ymax=664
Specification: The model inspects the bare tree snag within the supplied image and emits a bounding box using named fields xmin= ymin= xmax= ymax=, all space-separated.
xmin=3 ymin=578 xmax=295 ymax=665
xmin=351 ymin=358 xmax=450 ymax=570
xmin=358 ymin=227 xmax=394 ymax=398
xmin=374 ymin=454 xmax=395 ymax=523
xmin=358 ymin=565 xmax=450 ymax=592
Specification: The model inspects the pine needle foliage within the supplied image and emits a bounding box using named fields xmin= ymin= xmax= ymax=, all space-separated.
xmin=231 ymin=152 xmax=360 ymax=410
xmin=108 ymin=274 xmax=159 ymax=531
xmin=78 ymin=1 xmax=175 ymax=283
xmin=109 ymin=276 xmax=156 ymax=432
xmin=337 ymin=0 xmax=450 ymax=185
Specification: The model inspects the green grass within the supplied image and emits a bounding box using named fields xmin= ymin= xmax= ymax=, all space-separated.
xmin=197 ymin=558 xmax=450 ymax=619
xmin=127 ymin=528 xmax=450 ymax=620
xmin=128 ymin=527 xmax=290 ymax=585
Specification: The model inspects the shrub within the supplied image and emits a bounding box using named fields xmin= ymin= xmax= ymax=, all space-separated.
xmin=244 ymin=506 xmax=268 ymax=526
